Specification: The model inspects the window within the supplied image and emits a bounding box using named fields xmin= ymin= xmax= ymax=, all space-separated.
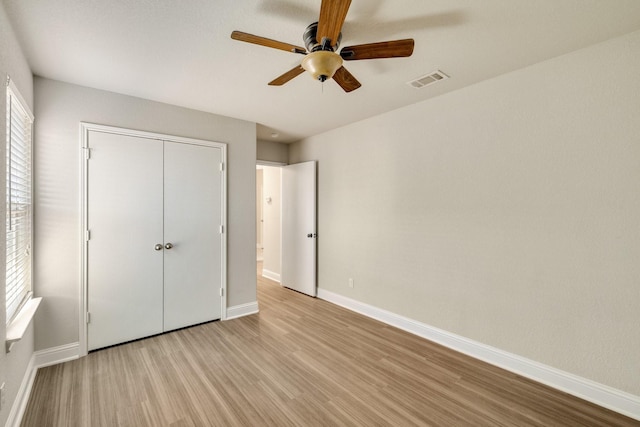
xmin=6 ymin=77 xmax=33 ymax=323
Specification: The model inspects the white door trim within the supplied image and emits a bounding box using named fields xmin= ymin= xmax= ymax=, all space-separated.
xmin=256 ymin=160 xmax=287 ymax=167
xmin=79 ymin=122 xmax=227 ymax=356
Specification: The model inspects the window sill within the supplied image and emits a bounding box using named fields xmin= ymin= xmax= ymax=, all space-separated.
xmin=6 ymin=297 xmax=42 ymax=353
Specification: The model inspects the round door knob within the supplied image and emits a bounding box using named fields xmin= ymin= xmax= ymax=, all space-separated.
xmin=154 ymin=244 xmax=163 ymax=251
xmin=164 ymin=243 xmax=173 ymax=250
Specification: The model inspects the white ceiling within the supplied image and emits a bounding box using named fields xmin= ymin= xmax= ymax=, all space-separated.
xmin=5 ymin=0 xmax=640 ymax=143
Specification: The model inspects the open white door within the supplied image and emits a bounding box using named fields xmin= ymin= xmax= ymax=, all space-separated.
xmin=281 ymin=161 xmax=317 ymax=297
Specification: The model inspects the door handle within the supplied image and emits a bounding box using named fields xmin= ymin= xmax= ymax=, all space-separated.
xmin=154 ymin=244 xmax=163 ymax=251
xmin=164 ymin=243 xmax=174 ymax=250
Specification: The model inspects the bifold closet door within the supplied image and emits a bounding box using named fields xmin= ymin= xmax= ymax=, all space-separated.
xmin=87 ymin=132 xmax=164 ymax=351
xmin=163 ymin=142 xmax=222 ymax=331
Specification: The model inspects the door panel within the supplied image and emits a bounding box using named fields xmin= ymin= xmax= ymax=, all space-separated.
xmin=281 ymin=161 xmax=317 ymax=297
xmin=87 ymin=131 xmax=164 ymax=350
xmin=163 ymin=142 xmax=222 ymax=331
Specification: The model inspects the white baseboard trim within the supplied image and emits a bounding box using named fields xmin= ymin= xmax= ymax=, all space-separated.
xmin=6 ymin=354 xmax=36 ymax=427
xmin=262 ymin=269 xmax=281 ymax=283
xmin=317 ymin=288 xmax=640 ymax=421
xmin=226 ymin=301 xmax=259 ymax=320
xmin=33 ymin=342 xmax=80 ymax=369
xmin=7 ymin=342 xmax=80 ymax=427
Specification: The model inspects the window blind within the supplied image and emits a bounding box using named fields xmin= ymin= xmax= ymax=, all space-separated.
xmin=6 ymin=78 xmax=33 ymax=323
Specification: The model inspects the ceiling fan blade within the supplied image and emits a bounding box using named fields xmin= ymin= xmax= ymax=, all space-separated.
xmin=340 ymin=39 xmax=415 ymax=60
xmin=316 ymin=0 xmax=352 ymax=47
xmin=333 ymin=66 xmax=361 ymax=92
xmin=231 ymin=31 xmax=306 ymax=54
xmin=268 ymin=65 xmax=306 ymax=86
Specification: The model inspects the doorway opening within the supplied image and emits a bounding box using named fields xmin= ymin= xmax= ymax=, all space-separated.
xmin=256 ymin=160 xmax=317 ymax=297
xmin=256 ymin=164 xmax=282 ymax=282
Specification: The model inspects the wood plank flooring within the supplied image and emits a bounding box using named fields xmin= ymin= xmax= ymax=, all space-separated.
xmin=22 ymin=266 xmax=639 ymax=426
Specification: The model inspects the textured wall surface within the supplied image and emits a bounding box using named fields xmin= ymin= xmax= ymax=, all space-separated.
xmin=290 ymin=30 xmax=640 ymax=395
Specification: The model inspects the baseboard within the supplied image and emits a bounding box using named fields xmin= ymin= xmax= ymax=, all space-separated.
xmin=317 ymin=288 xmax=640 ymax=421
xmin=5 ymin=354 xmax=36 ymax=427
xmin=6 ymin=342 xmax=80 ymax=427
xmin=262 ymin=269 xmax=281 ymax=283
xmin=226 ymin=301 xmax=259 ymax=320
xmin=33 ymin=342 xmax=80 ymax=369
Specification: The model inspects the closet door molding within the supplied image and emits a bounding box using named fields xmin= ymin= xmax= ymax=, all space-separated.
xmin=79 ymin=122 xmax=227 ymax=356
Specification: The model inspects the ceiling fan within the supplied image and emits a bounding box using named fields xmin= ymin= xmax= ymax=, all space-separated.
xmin=231 ymin=0 xmax=415 ymax=92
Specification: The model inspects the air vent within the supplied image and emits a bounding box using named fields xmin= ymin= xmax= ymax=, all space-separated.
xmin=407 ymin=70 xmax=449 ymax=88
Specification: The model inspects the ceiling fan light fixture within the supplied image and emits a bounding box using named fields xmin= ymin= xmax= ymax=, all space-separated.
xmin=231 ymin=0 xmax=415 ymax=92
xmin=301 ymin=51 xmax=343 ymax=82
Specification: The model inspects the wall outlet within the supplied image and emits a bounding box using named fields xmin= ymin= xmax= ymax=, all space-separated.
xmin=348 ymin=278 xmax=354 ymax=288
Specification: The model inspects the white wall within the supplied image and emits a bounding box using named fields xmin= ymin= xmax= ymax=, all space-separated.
xmin=33 ymin=77 xmax=257 ymax=351
xmin=0 ymin=3 xmax=34 ymax=425
xmin=290 ymin=30 xmax=640 ymax=396
xmin=262 ymin=166 xmax=281 ymax=280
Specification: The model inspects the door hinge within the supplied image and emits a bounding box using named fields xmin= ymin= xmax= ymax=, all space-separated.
xmin=220 ymin=288 xmax=224 ymax=297
xmin=86 ymin=312 xmax=91 ymax=324
xmin=83 ymin=147 xmax=91 ymax=160
xmin=220 ymin=162 xmax=224 ymax=172
xmin=85 ymin=230 xmax=91 ymax=241
xmin=219 ymin=225 xmax=224 ymax=234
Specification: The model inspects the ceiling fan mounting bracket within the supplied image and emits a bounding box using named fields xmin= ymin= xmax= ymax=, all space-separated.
xmin=304 ymin=22 xmax=341 ymax=53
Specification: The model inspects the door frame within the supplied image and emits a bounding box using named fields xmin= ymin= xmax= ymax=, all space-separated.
xmin=79 ymin=122 xmax=227 ymax=356
xmin=256 ymin=160 xmax=317 ymax=297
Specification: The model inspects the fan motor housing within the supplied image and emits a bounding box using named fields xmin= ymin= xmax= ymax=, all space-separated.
xmin=304 ymin=22 xmax=341 ymax=52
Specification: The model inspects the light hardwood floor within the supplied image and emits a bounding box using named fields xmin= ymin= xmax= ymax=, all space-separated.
xmin=22 ymin=266 xmax=638 ymax=426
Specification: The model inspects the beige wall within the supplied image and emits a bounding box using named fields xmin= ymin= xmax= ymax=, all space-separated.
xmin=0 ymin=3 xmax=35 ymax=425
xmin=262 ymin=166 xmax=282 ymax=279
xmin=33 ymin=77 xmax=257 ymax=351
xmin=290 ymin=30 xmax=640 ymax=395
xmin=257 ymin=139 xmax=288 ymax=164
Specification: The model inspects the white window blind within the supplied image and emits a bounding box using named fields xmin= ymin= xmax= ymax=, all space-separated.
xmin=6 ymin=77 xmax=33 ymax=323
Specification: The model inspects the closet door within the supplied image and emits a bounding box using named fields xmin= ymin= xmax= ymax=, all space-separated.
xmin=87 ymin=131 xmax=164 ymax=351
xmin=163 ymin=142 xmax=223 ymax=331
